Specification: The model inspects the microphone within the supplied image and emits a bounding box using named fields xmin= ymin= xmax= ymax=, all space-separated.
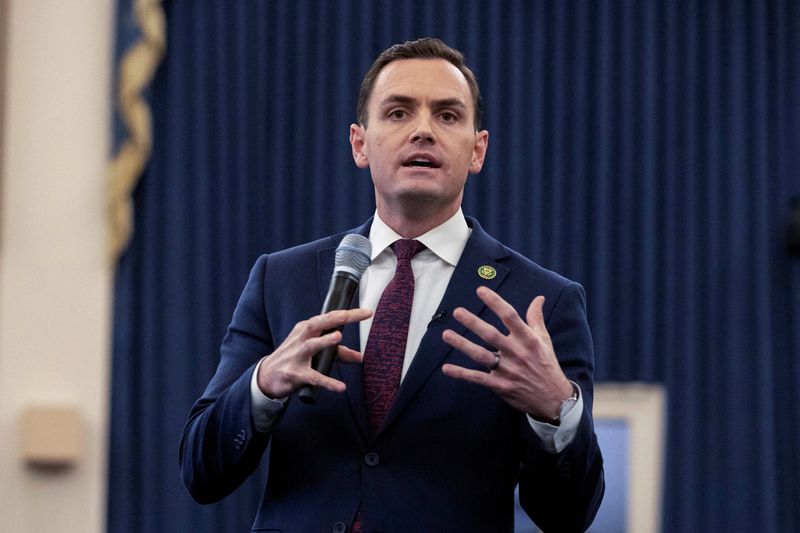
xmin=298 ymin=234 xmax=372 ymax=404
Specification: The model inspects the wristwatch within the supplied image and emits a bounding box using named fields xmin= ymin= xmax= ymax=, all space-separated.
xmin=538 ymin=381 xmax=580 ymax=426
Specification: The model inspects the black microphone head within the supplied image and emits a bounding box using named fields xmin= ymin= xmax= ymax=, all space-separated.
xmin=334 ymin=234 xmax=372 ymax=279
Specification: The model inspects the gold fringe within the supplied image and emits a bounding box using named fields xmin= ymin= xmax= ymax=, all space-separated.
xmin=107 ymin=0 xmax=166 ymax=264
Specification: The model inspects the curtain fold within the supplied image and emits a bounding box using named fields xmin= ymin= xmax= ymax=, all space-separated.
xmin=109 ymin=1 xmax=800 ymax=531
xmin=107 ymin=0 xmax=166 ymax=262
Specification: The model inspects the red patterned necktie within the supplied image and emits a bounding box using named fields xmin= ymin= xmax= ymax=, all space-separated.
xmin=362 ymin=239 xmax=426 ymax=434
xmin=354 ymin=239 xmax=424 ymax=533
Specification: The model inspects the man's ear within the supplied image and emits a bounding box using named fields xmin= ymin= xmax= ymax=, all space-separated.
xmin=349 ymin=124 xmax=370 ymax=169
xmin=468 ymin=130 xmax=489 ymax=175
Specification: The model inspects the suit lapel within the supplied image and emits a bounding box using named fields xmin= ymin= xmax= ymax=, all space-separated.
xmin=378 ymin=219 xmax=509 ymax=436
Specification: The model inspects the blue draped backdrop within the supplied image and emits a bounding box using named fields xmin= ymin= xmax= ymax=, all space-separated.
xmin=108 ymin=1 xmax=800 ymax=531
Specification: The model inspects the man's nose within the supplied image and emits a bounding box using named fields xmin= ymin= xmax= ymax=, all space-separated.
xmin=410 ymin=114 xmax=436 ymax=144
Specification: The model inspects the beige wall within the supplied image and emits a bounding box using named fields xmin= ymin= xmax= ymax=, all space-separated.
xmin=0 ymin=1 xmax=112 ymax=532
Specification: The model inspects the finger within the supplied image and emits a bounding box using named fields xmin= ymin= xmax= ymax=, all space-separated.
xmin=525 ymin=295 xmax=546 ymax=330
xmin=300 ymin=330 xmax=345 ymax=360
xmin=337 ymin=345 xmax=364 ymax=363
xmin=304 ymin=371 xmax=348 ymax=394
xmin=451 ymin=306 xmax=510 ymax=353
xmin=442 ymin=329 xmax=500 ymax=369
xmin=321 ymin=308 xmax=373 ymax=326
xmin=441 ymin=362 xmax=497 ymax=388
xmin=476 ymin=286 xmax=531 ymax=338
xmin=307 ymin=308 xmax=373 ymax=335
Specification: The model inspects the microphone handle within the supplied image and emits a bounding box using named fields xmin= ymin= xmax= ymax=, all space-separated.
xmin=298 ymin=273 xmax=359 ymax=404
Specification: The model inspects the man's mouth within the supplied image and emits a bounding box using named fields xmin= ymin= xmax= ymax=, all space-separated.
xmin=402 ymin=154 xmax=441 ymax=169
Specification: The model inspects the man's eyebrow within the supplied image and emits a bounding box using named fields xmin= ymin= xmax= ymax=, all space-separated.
xmin=430 ymin=98 xmax=468 ymax=110
xmin=378 ymin=95 xmax=468 ymax=110
xmin=379 ymin=95 xmax=417 ymax=108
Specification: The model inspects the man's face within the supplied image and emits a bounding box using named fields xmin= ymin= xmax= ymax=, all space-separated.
xmin=350 ymin=59 xmax=489 ymax=223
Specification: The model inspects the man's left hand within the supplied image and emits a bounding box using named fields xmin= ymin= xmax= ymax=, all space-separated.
xmin=441 ymin=286 xmax=573 ymax=420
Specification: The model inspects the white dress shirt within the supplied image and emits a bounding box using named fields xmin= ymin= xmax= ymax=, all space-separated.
xmin=251 ymin=209 xmax=583 ymax=453
xmin=358 ymin=209 xmax=469 ymax=380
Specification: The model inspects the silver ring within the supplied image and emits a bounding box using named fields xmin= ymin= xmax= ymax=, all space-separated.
xmin=489 ymin=352 xmax=501 ymax=371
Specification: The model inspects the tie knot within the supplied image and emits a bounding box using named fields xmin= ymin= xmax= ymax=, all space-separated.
xmin=391 ymin=239 xmax=425 ymax=261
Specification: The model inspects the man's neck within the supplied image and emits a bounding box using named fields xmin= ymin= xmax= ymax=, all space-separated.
xmin=375 ymin=204 xmax=461 ymax=239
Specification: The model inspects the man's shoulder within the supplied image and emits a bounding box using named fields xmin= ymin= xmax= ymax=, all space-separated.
xmin=264 ymin=221 xmax=371 ymax=263
xmin=466 ymin=217 xmax=577 ymax=291
xmin=503 ymin=245 xmax=574 ymax=287
xmin=268 ymin=234 xmax=338 ymax=260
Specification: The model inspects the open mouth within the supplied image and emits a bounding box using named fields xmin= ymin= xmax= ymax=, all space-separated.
xmin=402 ymin=155 xmax=441 ymax=169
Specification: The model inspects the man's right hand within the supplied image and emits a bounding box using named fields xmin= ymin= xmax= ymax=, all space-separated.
xmin=256 ymin=308 xmax=372 ymax=398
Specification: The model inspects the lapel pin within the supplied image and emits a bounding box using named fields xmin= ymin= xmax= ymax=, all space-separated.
xmin=477 ymin=265 xmax=497 ymax=280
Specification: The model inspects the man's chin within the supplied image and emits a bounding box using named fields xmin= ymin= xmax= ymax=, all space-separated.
xmin=395 ymin=188 xmax=445 ymax=204
xmin=391 ymin=189 xmax=462 ymax=215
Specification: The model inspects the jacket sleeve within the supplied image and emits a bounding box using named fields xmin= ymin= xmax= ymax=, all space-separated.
xmin=518 ymin=282 xmax=605 ymax=532
xmin=179 ymin=254 xmax=275 ymax=504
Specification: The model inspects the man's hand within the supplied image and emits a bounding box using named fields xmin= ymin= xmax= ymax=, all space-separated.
xmin=441 ymin=287 xmax=572 ymax=420
xmin=256 ymin=308 xmax=373 ymax=399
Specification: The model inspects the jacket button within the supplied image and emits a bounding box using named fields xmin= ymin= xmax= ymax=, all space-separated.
xmin=364 ymin=452 xmax=380 ymax=467
xmin=332 ymin=521 xmax=347 ymax=533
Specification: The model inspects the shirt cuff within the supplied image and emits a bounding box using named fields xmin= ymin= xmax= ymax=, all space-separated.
xmin=250 ymin=357 xmax=288 ymax=433
xmin=526 ymin=382 xmax=583 ymax=454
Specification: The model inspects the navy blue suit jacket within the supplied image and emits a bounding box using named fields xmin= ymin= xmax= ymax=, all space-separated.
xmin=180 ymin=217 xmax=604 ymax=532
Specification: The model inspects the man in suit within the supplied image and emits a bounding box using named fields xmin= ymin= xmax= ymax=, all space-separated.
xmin=181 ymin=38 xmax=604 ymax=532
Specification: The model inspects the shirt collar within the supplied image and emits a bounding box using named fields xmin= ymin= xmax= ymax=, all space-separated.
xmin=368 ymin=209 xmax=471 ymax=267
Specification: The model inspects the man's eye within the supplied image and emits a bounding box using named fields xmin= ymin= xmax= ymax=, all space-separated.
xmin=389 ymin=110 xmax=407 ymax=119
xmin=440 ymin=112 xmax=458 ymax=123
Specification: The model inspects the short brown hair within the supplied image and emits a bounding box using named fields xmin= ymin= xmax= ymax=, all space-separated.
xmin=356 ymin=37 xmax=483 ymax=131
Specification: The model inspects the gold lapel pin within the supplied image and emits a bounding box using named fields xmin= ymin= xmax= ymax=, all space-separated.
xmin=477 ymin=265 xmax=497 ymax=280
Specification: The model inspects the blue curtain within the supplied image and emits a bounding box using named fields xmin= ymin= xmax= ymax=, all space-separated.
xmin=108 ymin=1 xmax=800 ymax=531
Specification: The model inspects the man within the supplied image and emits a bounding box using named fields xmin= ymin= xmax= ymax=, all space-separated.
xmin=181 ymin=38 xmax=604 ymax=532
